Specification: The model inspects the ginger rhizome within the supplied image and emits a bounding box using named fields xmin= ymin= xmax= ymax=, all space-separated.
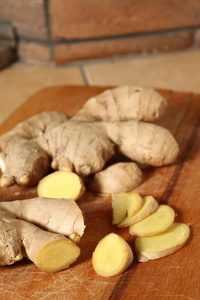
xmin=0 ymin=197 xmax=85 ymax=242
xmin=0 ymin=196 xmax=85 ymax=271
xmin=0 ymin=210 xmax=80 ymax=272
xmin=0 ymin=86 xmax=179 ymax=192
xmin=88 ymin=162 xmax=142 ymax=193
xmin=74 ymin=85 xmax=168 ymax=122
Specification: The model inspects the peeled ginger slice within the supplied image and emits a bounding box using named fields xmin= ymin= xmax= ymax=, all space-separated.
xmin=92 ymin=233 xmax=134 ymax=277
xmin=112 ymin=193 xmax=143 ymax=225
xmin=135 ymin=222 xmax=190 ymax=262
xmin=36 ymin=238 xmax=80 ymax=272
xmin=129 ymin=205 xmax=175 ymax=236
xmin=37 ymin=171 xmax=85 ymax=200
xmin=118 ymin=195 xmax=159 ymax=228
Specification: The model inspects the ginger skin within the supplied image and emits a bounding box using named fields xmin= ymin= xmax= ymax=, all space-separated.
xmin=0 ymin=197 xmax=85 ymax=242
xmin=0 ymin=86 xmax=179 ymax=189
xmin=88 ymin=162 xmax=142 ymax=194
xmin=0 ymin=210 xmax=80 ymax=272
xmin=74 ymin=85 xmax=167 ymax=122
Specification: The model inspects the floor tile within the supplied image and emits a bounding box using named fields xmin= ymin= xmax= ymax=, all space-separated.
xmin=0 ymin=63 xmax=85 ymax=124
xmin=84 ymin=50 xmax=200 ymax=93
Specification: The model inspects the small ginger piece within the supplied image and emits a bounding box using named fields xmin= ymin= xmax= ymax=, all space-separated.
xmin=0 ymin=197 xmax=85 ymax=242
xmin=112 ymin=193 xmax=143 ymax=225
xmin=118 ymin=195 xmax=159 ymax=228
xmin=135 ymin=223 xmax=190 ymax=262
xmin=37 ymin=171 xmax=85 ymax=201
xmin=92 ymin=233 xmax=133 ymax=277
xmin=0 ymin=211 xmax=80 ymax=272
xmin=129 ymin=205 xmax=175 ymax=236
xmin=88 ymin=162 xmax=142 ymax=194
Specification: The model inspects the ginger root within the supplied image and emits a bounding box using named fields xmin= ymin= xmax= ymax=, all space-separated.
xmin=0 ymin=210 xmax=80 ymax=272
xmin=88 ymin=162 xmax=142 ymax=194
xmin=74 ymin=85 xmax=167 ymax=122
xmin=135 ymin=223 xmax=190 ymax=262
xmin=37 ymin=171 xmax=85 ymax=201
xmin=0 ymin=197 xmax=85 ymax=242
xmin=0 ymin=86 xmax=179 ymax=191
xmin=92 ymin=233 xmax=133 ymax=277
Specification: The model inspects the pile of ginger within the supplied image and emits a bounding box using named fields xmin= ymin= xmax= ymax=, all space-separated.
xmin=0 ymin=86 xmax=182 ymax=274
xmin=0 ymin=85 xmax=179 ymax=193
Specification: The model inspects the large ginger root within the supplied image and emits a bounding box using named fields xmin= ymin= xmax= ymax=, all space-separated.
xmin=44 ymin=119 xmax=115 ymax=176
xmin=37 ymin=171 xmax=85 ymax=201
xmin=0 ymin=197 xmax=85 ymax=242
xmin=92 ymin=233 xmax=134 ymax=277
xmin=74 ymin=85 xmax=167 ymax=122
xmin=0 ymin=86 xmax=179 ymax=190
xmin=0 ymin=210 xmax=80 ymax=272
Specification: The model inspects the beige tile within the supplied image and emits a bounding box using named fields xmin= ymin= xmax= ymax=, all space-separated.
xmin=84 ymin=50 xmax=200 ymax=93
xmin=0 ymin=62 xmax=85 ymax=124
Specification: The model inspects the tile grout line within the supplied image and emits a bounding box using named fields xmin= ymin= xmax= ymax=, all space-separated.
xmin=80 ymin=64 xmax=91 ymax=86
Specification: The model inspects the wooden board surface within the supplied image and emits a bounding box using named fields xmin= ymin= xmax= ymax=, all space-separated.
xmin=0 ymin=85 xmax=199 ymax=300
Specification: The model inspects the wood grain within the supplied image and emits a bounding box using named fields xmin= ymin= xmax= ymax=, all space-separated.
xmin=0 ymin=85 xmax=199 ymax=300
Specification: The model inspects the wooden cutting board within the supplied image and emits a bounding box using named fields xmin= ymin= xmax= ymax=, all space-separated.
xmin=0 ymin=85 xmax=199 ymax=300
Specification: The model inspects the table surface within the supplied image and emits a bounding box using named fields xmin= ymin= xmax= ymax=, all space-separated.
xmin=0 ymin=85 xmax=199 ymax=300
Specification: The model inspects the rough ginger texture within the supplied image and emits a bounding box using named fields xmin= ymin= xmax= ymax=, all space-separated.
xmin=0 ymin=197 xmax=85 ymax=242
xmin=0 ymin=86 xmax=179 ymax=188
xmin=0 ymin=210 xmax=81 ymax=272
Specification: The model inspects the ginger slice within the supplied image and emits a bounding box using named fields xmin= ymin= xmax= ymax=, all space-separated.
xmin=135 ymin=223 xmax=190 ymax=262
xmin=118 ymin=195 xmax=159 ymax=228
xmin=129 ymin=205 xmax=175 ymax=236
xmin=37 ymin=171 xmax=85 ymax=201
xmin=36 ymin=238 xmax=80 ymax=273
xmin=112 ymin=193 xmax=143 ymax=225
xmin=92 ymin=233 xmax=133 ymax=277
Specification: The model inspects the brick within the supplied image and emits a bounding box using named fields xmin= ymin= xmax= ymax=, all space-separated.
xmin=196 ymin=30 xmax=200 ymax=48
xmin=19 ymin=42 xmax=51 ymax=64
xmin=50 ymin=0 xmax=200 ymax=40
xmin=0 ymin=42 xmax=17 ymax=69
xmin=0 ymin=0 xmax=47 ymax=40
xmin=54 ymin=30 xmax=193 ymax=64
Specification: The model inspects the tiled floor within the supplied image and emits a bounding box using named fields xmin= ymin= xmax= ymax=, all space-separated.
xmin=0 ymin=49 xmax=200 ymax=124
xmin=84 ymin=50 xmax=200 ymax=93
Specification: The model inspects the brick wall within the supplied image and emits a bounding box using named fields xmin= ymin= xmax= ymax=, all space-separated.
xmin=0 ymin=0 xmax=200 ymax=65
